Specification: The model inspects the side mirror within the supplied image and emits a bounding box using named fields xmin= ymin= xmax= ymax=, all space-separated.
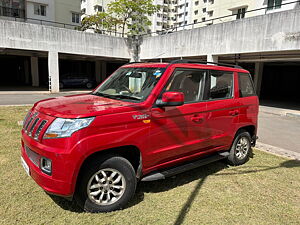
xmin=156 ymin=92 xmax=184 ymax=107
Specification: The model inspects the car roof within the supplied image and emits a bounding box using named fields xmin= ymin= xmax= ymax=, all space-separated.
xmin=122 ymin=62 xmax=249 ymax=73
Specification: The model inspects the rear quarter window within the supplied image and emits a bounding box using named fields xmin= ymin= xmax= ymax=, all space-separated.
xmin=238 ymin=73 xmax=256 ymax=97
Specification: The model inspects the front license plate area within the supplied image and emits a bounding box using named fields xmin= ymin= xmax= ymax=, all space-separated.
xmin=21 ymin=157 xmax=30 ymax=176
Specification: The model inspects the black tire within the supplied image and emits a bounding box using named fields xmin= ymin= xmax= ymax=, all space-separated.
xmin=86 ymin=82 xmax=93 ymax=89
xmin=227 ymin=130 xmax=252 ymax=166
xmin=75 ymin=156 xmax=137 ymax=213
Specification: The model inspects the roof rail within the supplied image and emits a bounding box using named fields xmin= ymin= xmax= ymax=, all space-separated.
xmin=125 ymin=61 xmax=148 ymax=65
xmin=169 ymin=59 xmax=243 ymax=69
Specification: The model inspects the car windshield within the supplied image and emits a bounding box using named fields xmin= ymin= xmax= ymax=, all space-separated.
xmin=92 ymin=67 xmax=166 ymax=102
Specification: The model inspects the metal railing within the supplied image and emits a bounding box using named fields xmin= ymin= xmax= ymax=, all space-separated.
xmin=1 ymin=1 xmax=299 ymax=38
xmin=145 ymin=0 xmax=300 ymax=36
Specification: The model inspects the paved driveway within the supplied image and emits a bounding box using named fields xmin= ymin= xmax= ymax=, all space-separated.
xmin=0 ymin=92 xmax=90 ymax=105
xmin=258 ymin=111 xmax=300 ymax=154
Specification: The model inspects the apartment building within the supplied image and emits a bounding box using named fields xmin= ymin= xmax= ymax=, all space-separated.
xmin=191 ymin=0 xmax=299 ymax=28
xmin=0 ymin=0 xmax=81 ymax=27
xmin=79 ymin=0 xmax=299 ymax=33
xmin=81 ymin=0 xmax=111 ymax=18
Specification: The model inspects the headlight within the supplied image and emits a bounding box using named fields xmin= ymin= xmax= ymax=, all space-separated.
xmin=44 ymin=117 xmax=95 ymax=139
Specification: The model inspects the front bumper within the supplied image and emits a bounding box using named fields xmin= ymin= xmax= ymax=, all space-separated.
xmin=21 ymin=137 xmax=74 ymax=197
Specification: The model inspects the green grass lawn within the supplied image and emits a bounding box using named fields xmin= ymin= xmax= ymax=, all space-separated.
xmin=0 ymin=106 xmax=299 ymax=225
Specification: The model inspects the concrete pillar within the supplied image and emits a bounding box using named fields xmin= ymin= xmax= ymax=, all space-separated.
xmin=207 ymin=55 xmax=218 ymax=87
xmin=95 ymin=61 xmax=107 ymax=84
xmin=30 ymin=56 xmax=39 ymax=87
xmin=207 ymin=54 xmax=218 ymax=63
xmin=95 ymin=61 xmax=101 ymax=83
xmin=24 ymin=59 xmax=30 ymax=85
xmin=48 ymin=51 xmax=60 ymax=93
xmin=101 ymin=61 xmax=107 ymax=81
xmin=254 ymin=62 xmax=264 ymax=97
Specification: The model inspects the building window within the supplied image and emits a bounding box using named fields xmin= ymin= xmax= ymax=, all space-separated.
xmin=34 ymin=4 xmax=46 ymax=16
xmin=194 ymin=19 xmax=198 ymax=24
xmin=81 ymin=8 xmax=86 ymax=14
xmin=203 ymin=0 xmax=207 ymax=3
xmin=236 ymin=8 xmax=246 ymax=19
xmin=207 ymin=10 xmax=213 ymax=17
xmin=94 ymin=5 xmax=103 ymax=12
xmin=195 ymin=1 xmax=199 ymax=6
xmin=202 ymin=17 xmax=205 ymax=22
xmin=209 ymin=0 xmax=214 ymax=4
xmin=185 ymin=12 xmax=188 ymax=16
xmin=72 ymin=13 xmax=80 ymax=23
xmin=267 ymin=0 xmax=282 ymax=10
xmin=203 ymin=8 xmax=206 ymax=13
xmin=194 ymin=10 xmax=198 ymax=15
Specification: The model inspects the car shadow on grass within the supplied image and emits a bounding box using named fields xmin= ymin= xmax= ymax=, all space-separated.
xmin=48 ymin=158 xmax=300 ymax=218
xmin=136 ymin=158 xmax=300 ymax=225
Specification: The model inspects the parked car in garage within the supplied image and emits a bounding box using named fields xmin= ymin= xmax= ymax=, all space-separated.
xmin=59 ymin=75 xmax=96 ymax=89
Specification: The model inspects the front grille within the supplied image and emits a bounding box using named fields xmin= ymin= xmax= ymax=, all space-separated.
xmin=34 ymin=120 xmax=47 ymax=140
xmin=23 ymin=112 xmax=48 ymax=141
xmin=28 ymin=118 xmax=39 ymax=136
xmin=25 ymin=146 xmax=40 ymax=167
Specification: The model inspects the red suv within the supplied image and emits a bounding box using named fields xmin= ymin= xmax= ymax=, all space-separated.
xmin=21 ymin=60 xmax=258 ymax=212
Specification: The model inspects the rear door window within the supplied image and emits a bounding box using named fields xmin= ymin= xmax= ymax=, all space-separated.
xmin=238 ymin=73 xmax=256 ymax=97
xmin=207 ymin=70 xmax=234 ymax=100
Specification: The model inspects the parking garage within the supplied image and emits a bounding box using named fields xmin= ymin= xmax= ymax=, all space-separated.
xmin=0 ymin=49 xmax=128 ymax=91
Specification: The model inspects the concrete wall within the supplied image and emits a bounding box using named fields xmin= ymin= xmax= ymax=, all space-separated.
xmin=0 ymin=19 xmax=130 ymax=58
xmin=140 ymin=8 xmax=300 ymax=59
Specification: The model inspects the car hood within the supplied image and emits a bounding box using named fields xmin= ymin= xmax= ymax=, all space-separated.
xmin=34 ymin=94 xmax=138 ymax=118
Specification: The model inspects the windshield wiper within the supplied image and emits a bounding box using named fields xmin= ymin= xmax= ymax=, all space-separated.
xmin=92 ymin=92 xmax=141 ymax=101
xmin=113 ymin=94 xmax=141 ymax=101
xmin=92 ymin=92 xmax=117 ymax=99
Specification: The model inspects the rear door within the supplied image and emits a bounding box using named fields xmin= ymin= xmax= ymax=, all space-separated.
xmin=146 ymin=68 xmax=209 ymax=169
xmin=204 ymin=69 xmax=239 ymax=150
xmin=237 ymin=72 xmax=259 ymax=135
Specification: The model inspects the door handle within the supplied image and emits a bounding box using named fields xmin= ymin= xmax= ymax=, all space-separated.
xmin=191 ymin=116 xmax=204 ymax=123
xmin=229 ymin=110 xmax=239 ymax=116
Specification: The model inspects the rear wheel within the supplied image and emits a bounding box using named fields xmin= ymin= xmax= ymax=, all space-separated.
xmin=75 ymin=156 xmax=137 ymax=213
xmin=227 ymin=130 xmax=252 ymax=166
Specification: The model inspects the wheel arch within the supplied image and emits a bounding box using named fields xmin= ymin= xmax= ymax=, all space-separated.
xmin=234 ymin=125 xmax=257 ymax=146
xmin=73 ymin=145 xmax=142 ymax=195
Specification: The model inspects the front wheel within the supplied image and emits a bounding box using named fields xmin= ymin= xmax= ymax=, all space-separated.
xmin=75 ymin=156 xmax=137 ymax=213
xmin=227 ymin=130 xmax=252 ymax=166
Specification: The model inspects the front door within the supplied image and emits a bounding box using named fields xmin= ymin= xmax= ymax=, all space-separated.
xmin=145 ymin=68 xmax=210 ymax=170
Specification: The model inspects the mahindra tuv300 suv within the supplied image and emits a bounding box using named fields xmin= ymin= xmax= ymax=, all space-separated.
xmin=21 ymin=60 xmax=258 ymax=212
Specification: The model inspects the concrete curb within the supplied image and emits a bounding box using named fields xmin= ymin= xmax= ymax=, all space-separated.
xmin=259 ymin=107 xmax=300 ymax=119
xmin=256 ymin=142 xmax=300 ymax=160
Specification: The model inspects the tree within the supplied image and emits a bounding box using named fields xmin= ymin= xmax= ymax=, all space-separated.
xmin=80 ymin=12 xmax=120 ymax=34
xmin=81 ymin=0 xmax=160 ymax=36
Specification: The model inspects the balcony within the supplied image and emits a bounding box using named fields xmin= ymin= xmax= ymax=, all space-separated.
xmin=0 ymin=6 xmax=25 ymax=19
